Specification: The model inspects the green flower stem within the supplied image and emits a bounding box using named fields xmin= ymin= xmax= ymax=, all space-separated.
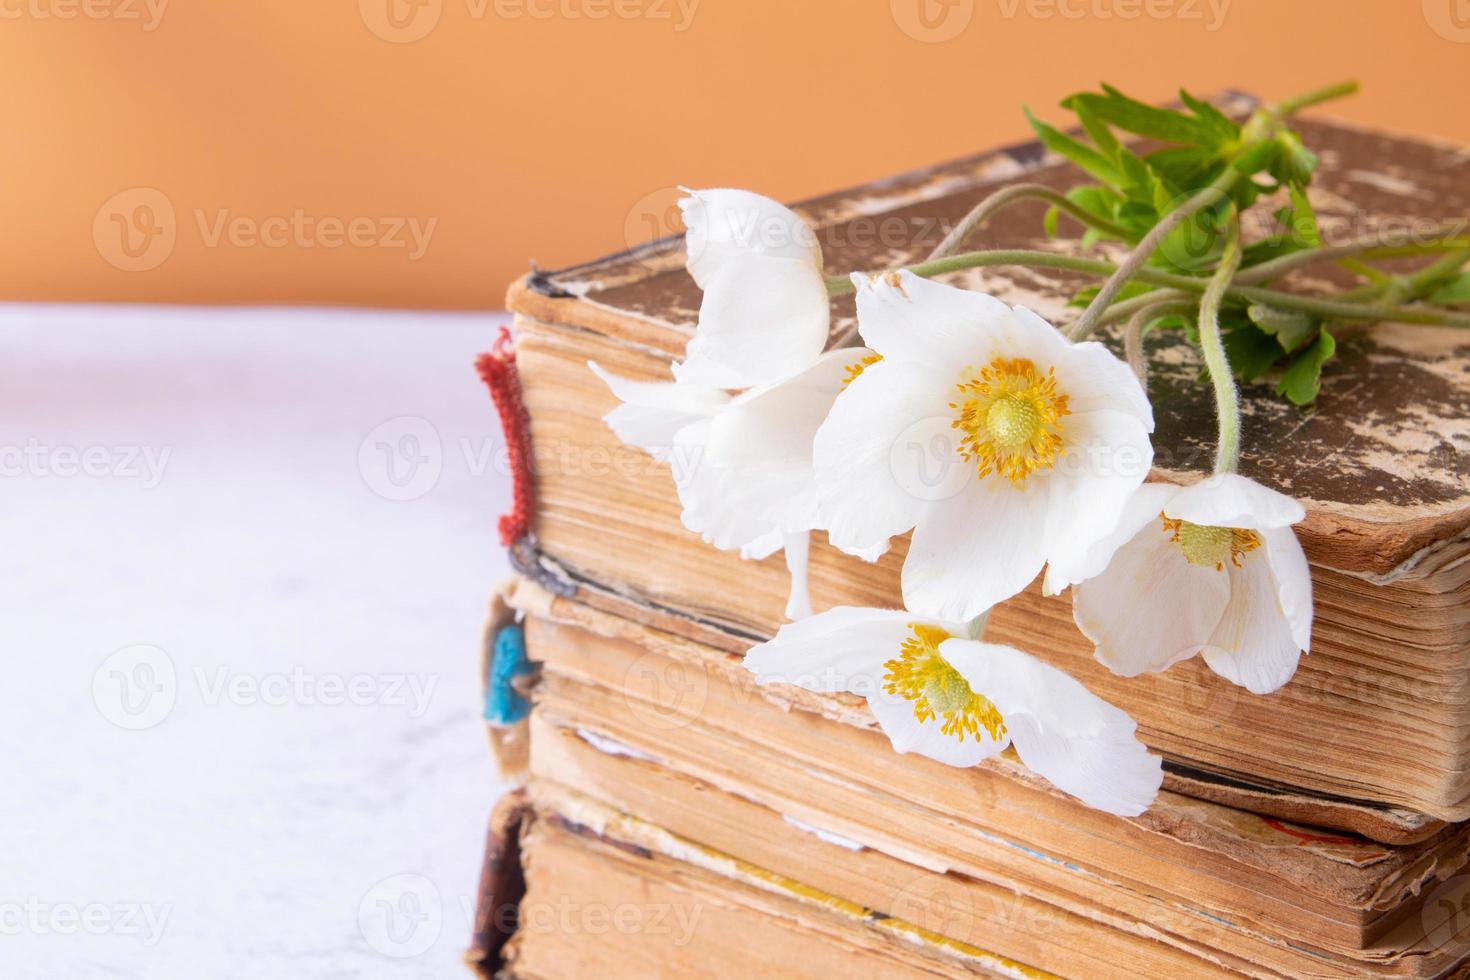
xmin=1097 ymin=288 xmax=1195 ymax=328
xmin=925 ymin=183 xmax=1128 ymax=261
xmin=826 ymin=249 xmax=1470 ymax=329
xmin=1198 ymin=216 xmax=1244 ymax=475
xmin=1407 ymin=245 xmax=1470 ymax=295
xmin=1124 ymin=299 xmax=1195 ymax=387
xmin=1235 ymin=228 xmax=1470 ymax=285
xmin=1265 ymin=80 xmax=1361 ymax=120
xmin=1065 ymin=81 xmax=1359 ymax=342
xmin=1066 ymin=167 xmax=1239 ymax=341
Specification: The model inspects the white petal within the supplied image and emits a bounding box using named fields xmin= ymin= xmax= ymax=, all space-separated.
xmin=706 ymin=348 xmax=858 ymax=469
xmin=867 ymin=690 xmax=1003 ymax=768
xmin=672 ymin=420 xmax=782 ymax=552
xmin=851 ymin=270 xmax=1012 ymax=370
xmin=743 ymin=607 xmax=941 ymax=697
xmin=674 ymin=254 xmax=831 ymax=390
xmin=1072 ymin=522 xmax=1231 ymax=676
xmin=1262 ymin=526 xmax=1314 ymax=653
xmin=942 ymin=640 xmax=1163 ymax=816
xmin=783 ymin=532 xmax=813 ymax=621
xmin=679 ymin=188 xmax=822 ymax=289
xmin=813 ymin=358 xmax=951 ymax=556
xmin=673 ymin=351 xmax=861 ymax=550
xmin=1056 ymin=338 xmax=1154 ymax=428
xmin=589 ymin=361 xmax=730 ymax=459
xmin=1165 ymin=473 xmax=1306 ymax=530
xmin=1042 ymin=409 xmax=1155 ymax=582
xmin=740 ymin=529 xmax=785 ymax=561
xmin=904 ymin=476 xmax=1050 ymax=621
xmin=1044 ymin=481 xmax=1180 ymax=594
xmin=1203 ymin=558 xmax=1303 ymax=694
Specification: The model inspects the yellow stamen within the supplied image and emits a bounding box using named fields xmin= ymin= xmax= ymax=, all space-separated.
xmin=842 ymin=353 xmax=883 ymax=388
xmin=1161 ymin=516 xmax=1262 ymax=570
xmin=952 ymin=357 xmax=1070 ymax=485
xmin=883 ymin=624 xmax=1006 ymax=743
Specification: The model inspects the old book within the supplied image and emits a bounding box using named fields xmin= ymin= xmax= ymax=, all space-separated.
xmin=495 ymin=578 xmax=1470 ymax=978
xmin=508 ymin=786 xmax=1258 ymax=979
xmin=504 ymin=109 xmax=1470 ymax=830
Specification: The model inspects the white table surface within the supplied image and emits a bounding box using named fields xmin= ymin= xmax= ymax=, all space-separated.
xmin=0 ymin=304 xmax=513 ymax=978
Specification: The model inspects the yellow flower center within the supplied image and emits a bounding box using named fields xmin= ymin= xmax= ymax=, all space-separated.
xmin=842 ymin=353 xmax=883 ymax=387
xmin=883 ymin=624 xmax=1006 ymax=743
xmin=1161 ymin=516 xmax=1262 ymax=570
xmin=952 ymin=357 xmax=1070 ymax=485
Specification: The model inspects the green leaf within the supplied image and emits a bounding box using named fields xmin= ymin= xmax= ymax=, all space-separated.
xmin=1430 ymin=271 xmax=1470 ymax=305
xmin=1117 ymin=148 xmax=1169 ymax=205
xmin=1232 ymin=139 xmax=1280 ymax=176
xmin=1224 ymin=321 xmax=1286 ymax=383
xmin=1026 ymin=107 xmax=1122 ymax=186
xmin=1064 ymin=185 xmax=1124 ymax=236
xmin=1178 ymin=89 xmax=1240 ymax=146
xmin=1284 ymin=185 xmax=1322 ymax=248
xmin=1043 ymin=205 xmax=1060 ymax=238
xmin=1061 ymin=94 xmax=1122 ymax=161
xmin=1271 ymin=131 xmax=1319 ymax=187
xmin=1145 ymin=146 xmax=1219 ymax=190
xmin=1247 ymin=304 xmax=1318 ymax=352
xmin=1081 ymin=87 xmax=1209 ymax=145
xmin=1276 ymin=328 xmax=1336 ymax=405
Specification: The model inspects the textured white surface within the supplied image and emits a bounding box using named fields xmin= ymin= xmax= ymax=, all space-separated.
xmin=0 ymin=304 xmax=512 ymax=978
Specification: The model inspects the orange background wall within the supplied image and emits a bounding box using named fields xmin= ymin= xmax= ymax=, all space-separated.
xmin=2 ymin=1 xmax=1467 ymax=310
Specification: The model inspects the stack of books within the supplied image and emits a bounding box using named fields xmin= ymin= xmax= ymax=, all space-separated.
xmin=469 ymin=107 xmax=1470 ymax=978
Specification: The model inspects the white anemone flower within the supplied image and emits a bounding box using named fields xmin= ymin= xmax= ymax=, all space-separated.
xmin=814 ymin=270 xmax=1155 ymax=622
xmin=674 ymin=188 xmax=831 ymax=390
xmin=744 ymin=606 xmax=1163 ymax=816
xmin=591 ymin=347 xmax=878 ymax=619
xmin=1059 ymin=474 xmax=1313 ymax=695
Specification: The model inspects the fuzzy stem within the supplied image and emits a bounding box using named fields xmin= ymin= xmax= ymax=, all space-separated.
xmin=1064 ymin=81 xmax=1359 ymax=342
xmin=1235 ymin=228 xmax=1470 ymax=285
xmin=1124 ymin=300 xmax=1194 ymax=388
xmin=827 ymin=249 xmax=1470 ymax=329
xmin=926 ymin=183 xmax=1127 ymax=261
xmin=1199 ymin=216 xmax=1245 ymax=475
xmin=1066 ymin=168 xmax=1238 ymax=341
